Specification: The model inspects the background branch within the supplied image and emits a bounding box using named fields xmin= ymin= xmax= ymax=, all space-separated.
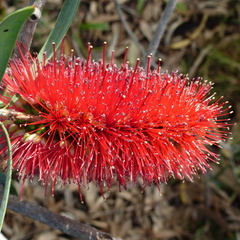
xmin=0 ymin=186 xmax=122 ymax=240
xmin=143 ymin=0 xmax=177 ymax=67
xmin=14 ymin=0 xmax=47 ymax=57
xmin=113 ymin=0 xmax=146 ymax=57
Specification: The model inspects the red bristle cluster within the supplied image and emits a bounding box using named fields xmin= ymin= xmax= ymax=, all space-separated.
xmin=0 ymin=42 xmax=232 ymax=201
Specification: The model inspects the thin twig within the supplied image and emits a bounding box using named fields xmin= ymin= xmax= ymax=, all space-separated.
xmin=113 ymin=0 xmax=146 ymax=57
xmin=188 ymin=44 xmax=213 ymax=78
xmin=0 ymin=186 xmax=122 ymax=240
xmin=14 ymin=0 xmax=47 ymax=57
xmin=143 ymin=0 xmax=178 ymax=68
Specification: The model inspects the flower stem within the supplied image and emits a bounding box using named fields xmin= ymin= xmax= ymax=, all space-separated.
xmin=0 ymin=109 xmax=43 ymax=122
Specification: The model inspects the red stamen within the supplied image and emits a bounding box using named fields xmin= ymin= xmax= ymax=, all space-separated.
xmin=123 ymin=46 xmax=128 ymax=64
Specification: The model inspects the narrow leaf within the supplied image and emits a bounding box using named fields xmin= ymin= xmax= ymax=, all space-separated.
xmin=38 ymin=0 xmax=81 ymax=62
xmin=0 ymin=6 xmax=34 ymax=83
xmin=0 ymin=122 xmax=13 ymax=232
xmin=0 ymin=172 xmax=18 ymax=196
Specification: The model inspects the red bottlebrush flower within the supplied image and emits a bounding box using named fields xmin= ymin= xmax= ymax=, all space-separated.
xmin=0 ymin=42 xmax=231 ymax=200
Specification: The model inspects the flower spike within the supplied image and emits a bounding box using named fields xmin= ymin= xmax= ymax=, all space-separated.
xmin=0 ymin=42 xmax=232 ymax=200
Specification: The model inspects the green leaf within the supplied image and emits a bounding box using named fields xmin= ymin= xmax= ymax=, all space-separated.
xmin=136 ymin=0 xmax=145 ymax=15
xmin=80 ymin=22 xmax=109 ymax=31
xmin=4 ymin=94 xmax=20 ymax=109
xmin=38 ymin=0 xmax=81 ymax=62
xmin=210 ymin=50 xmax=240 ymax=69
xmin=0 ymin=6 xmax=35 ymax=83
xmin=176 ymin=2 xmax=187 ymax=12
xmin=0 ymin=172 xmax=18 ymax=196
xmin=0 ymin=122 xmax=13 ymax=232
